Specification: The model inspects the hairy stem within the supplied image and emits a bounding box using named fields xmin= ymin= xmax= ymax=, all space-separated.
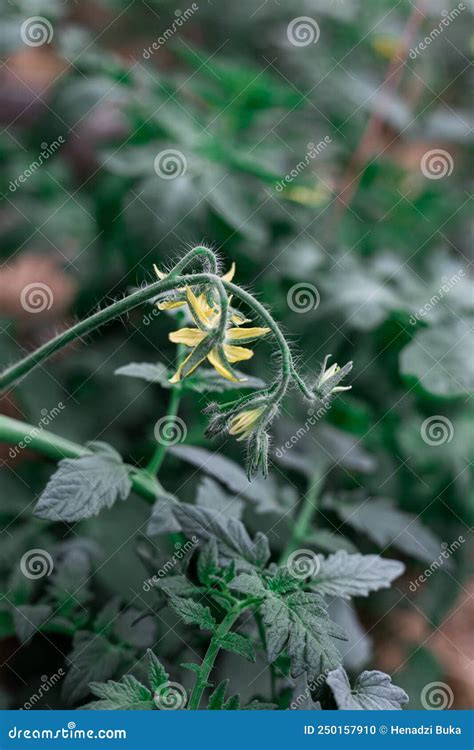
xmin=0 ymin=266 xmax=292 ymax=399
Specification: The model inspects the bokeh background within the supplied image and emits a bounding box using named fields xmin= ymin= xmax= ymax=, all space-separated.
xmin=0 ymin=0 xmax=473 ymax=710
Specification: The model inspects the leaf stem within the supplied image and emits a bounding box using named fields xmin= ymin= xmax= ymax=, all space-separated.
xmin=187 ymin=600 xmax=251 ymax=710
xmin=0 ymin=414 xmax=164 ymax=506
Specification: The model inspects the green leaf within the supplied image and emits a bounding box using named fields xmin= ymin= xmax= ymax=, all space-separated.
xmin=155 ymin=576 xmax=201 ymax=598
xmin=35 ymin=445 xmax=132 ymax=522
xmin=169 ymin=596 xmax=216 ymax=631
xmin=245 ymin=699 xmax=278 ymax=709
xmin=400 ymin=317 xmax=474 ymax=397
xmin=84 ymin=675 xmax=154 ymax=710
xmin=326 ymin=665 xmax=408 ymax=710
xmin=147 ymin=494 xmax=181 ymax=536
xmin=62 ymin=631 xmax=126 ymax=704
xmin=322 ymin=493 xmax=442 ymax=565
xmin=113 ymin=609 xmax=156 ymax=649
xmin=147 ymin=650 xmax=168 ymax=692
xmin=224 ymin=694 xmax=241 ymax=710
xmin=169 ymin=445 xmax=277 ymax=513
xmin=115 ymin=362 xmax=171 ymax=387
xmin=116 ymin=361 xmax=265 ymax=394
xmin=48 ymin=541 xmax=95 ymax=610
xmin=197 ymin=538 xmax=219 ymax=585
xmin=229 ymin=572 xmax=267 ymax=597
xmin=217 ymin=632 xmax=256 ymax=662
xmin=311 ymin=551 xmax=404 ymax=599
xmin=304 ymin=530 xmax=359 ymax=555
xmin=208 ymin=679 xmax=229 ymax=710
xmin=196 ymin=477 xmax=244 ymax=520
xmin=261 ymin=589 xmax=347 ymax=681
xmin=290 ymin=674 xmax=322 ymax=710
xmin=174 ymin=504 xmax=270 ymax=571
xmin=184 ymin=368 xmax=265 ymax=394
xmin=12 ymin=604 xmax=53 ymax=644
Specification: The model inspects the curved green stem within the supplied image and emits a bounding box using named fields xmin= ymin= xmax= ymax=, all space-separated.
xmin=0 ymin=272 xmax=294 ymax=401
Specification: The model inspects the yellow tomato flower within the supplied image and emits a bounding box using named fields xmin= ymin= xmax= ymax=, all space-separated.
xmin=228 ymin=407 xmax=265 ymax=440
xmin=168 ymin=288 xmax=269 ymax=383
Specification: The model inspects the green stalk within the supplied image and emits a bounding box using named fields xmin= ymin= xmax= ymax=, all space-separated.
xmin=188 ymin=600 xmax=252 ymax=710
xmin=145 ymin=385 xmax=182 ymax=476
xmin=255 ymin=610 xmax=277 ymax=703
xmin=145 ymin=314 xmax=186 ymax=477
xmin=280 ymin=474 xmax=322 ymax=562
xmin=0 ymin=414 xmax=165 ymax=505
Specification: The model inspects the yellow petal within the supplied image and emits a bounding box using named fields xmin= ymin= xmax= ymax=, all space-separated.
xmin=226 ymin=326 xmax=270 ymax=341
xmin=186 ymin=287 xmax=216 ymax=327
xmin=228 ymin=407 xmax=264 ymax=436
xmin=169 ymin=327 xmax=206 ymax=347
xmin=231 ymin=312 xmax=252 ymax=326
xmin=223 ymin=344 xmax=254 ymax=363
xmin=157 ymin=299 xmax=186 ymax=310
xmin=222 ymin=262 xmax=236 ymax=283
xmin=207 ymin=349 xmax=243 ymax=382
xmin=196 ymin=293 xmax=220 ymax=325
xmin=153 ymin=264 xmax=167 ymax=280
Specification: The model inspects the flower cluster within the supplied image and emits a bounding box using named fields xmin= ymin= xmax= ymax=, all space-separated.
xmin=153 ymin=253 xmax=353 ymax=476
